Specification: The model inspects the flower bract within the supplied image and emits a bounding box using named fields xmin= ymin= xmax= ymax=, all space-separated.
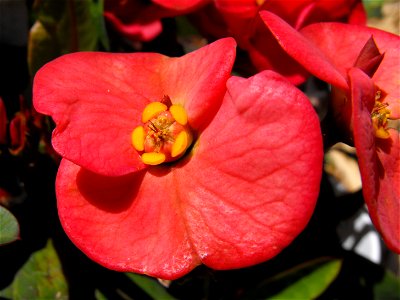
xmin=33 ymin=38 xmax=323 ymax=279
xmin=260 ymin=11 xmax=400 ymax=253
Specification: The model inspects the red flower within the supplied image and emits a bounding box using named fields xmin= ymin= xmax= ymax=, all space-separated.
xmin=214 ymin=0 xmax=365 ymax=39
xmin=33 ymin=38 xmax=323 ymax=279
xmin=9 ymin=112 xmax=27 ymax=155
xmin=104 ymin=0 xmax=210 ymax=42
xmin=189 ymin=0 xmax=365 ymax=83
xmin=152 ymin=0 xmax=211 ymax=10
xmin=7 ymin=96 xmax=31 ymax=156
xmin=260 ymin=11 xmax=400 ymax=253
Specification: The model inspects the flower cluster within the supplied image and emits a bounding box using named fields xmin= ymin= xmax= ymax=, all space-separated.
xmin=260 ymin=11 xmax=399 ymax=252
xmin=32 ymin=0 xmax=399 ymax=280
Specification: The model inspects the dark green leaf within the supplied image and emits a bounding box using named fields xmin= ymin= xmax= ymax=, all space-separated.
xmin=55 ymin=0 xmax=106 ymax=53
xmin=363 ymin=0 xmax=385 ymax=18
xmin=28 ymin=20 xmax=61 ymax=76
xmin=374 ymin=268 xmax=400 ymax=300
xmin=28 ymin=0 xmax=108 ymax=75
xmin=0 ymin=240 xmax=68 ymax=300
xmin=0 ymin=205 xmax=19 ymax=245
xmin=244 ymin=257 xmax=342 ymax=300
xmin=90 ymin=0 xmax=110 ymax=51
xmin=176 ymin=16 xmax=200 ymax=36
xmin=126 ymin=273 xmax=176 ymax=300
xmin=95 ymin=289 xmax=108 ymax=300
xmin=269 ymin=259 xmax=342 ymax=299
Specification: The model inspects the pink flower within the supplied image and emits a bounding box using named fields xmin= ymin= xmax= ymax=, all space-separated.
xmin=261 ymin=11 xmax=400 ymax=253
xmin=33 ymin=38 xmax=323 ymax=279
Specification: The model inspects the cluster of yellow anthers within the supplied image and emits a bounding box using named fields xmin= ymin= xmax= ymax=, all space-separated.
xmin=372 ymin=91 xmax=392 ymax=139
xmin=132 ymin=100 xmax=193 ymax=165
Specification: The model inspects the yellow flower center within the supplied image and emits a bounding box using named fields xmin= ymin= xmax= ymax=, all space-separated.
xmin=132 ymin=99 xmax=193 ymax=165
xmin=371 ymin=91 xmax=392 ymax=139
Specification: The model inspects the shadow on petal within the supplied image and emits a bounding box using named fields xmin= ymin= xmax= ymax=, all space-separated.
xmin=76 ymin=168 xmax=147 ymax=213
xmin=376 ymin=136 xmax=393 ymax=155
xmin=146 ymin=165 xmax=172 ymax=177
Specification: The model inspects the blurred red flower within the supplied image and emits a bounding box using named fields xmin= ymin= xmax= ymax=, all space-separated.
xmin=9 ymin=112 xmax=27 ymax=155
xmin=33 ymin=38 xmax=323 ymax=279
xmin=104 ymin=0 xmax=211 ymax=42
xmin=261 ymin=11 xmax=400 ymax=253
xmin=189 ymin=0 xmax=365 ymax=83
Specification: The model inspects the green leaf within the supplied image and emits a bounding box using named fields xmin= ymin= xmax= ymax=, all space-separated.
xmin=95 ymin=289 xmax=108 ymax=300
xmin=90 ymin=0 xmax=110 ymax=51
xmin=0 ymin=239 xmax=68 ymax=300
xmin=176 ymin=16 xmax=200 ymax=37
xmin=28 ymin=20 xmax=61 ymax=76
xmin=270 ymin=259 xmax=342 ymax=299
xmin=55 ymin=0 xmax=106 ymax=53
xmin=363 ymin=0 xmax=385 ymax=18
xmin=126 ymin=273 xmax=177 ymax=300
xmin=28 ymin=0 xmax=108 ymax=75
xmin=245 ymin=257 xmax=342 ymax=300
xmin=0 ymin=205 xmax=19 ymax=245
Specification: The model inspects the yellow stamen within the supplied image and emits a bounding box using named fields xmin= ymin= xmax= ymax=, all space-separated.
xmin=142 ymin=102 xmax=167 ymax=123
xmin=170 ymin=104 xmax=188 ymax=126
xmin=133 ymin=98 xmax=193 ymax=165
xmin=374 ymin=127 xmax=391 ymax=139
xmin=371 ymin=101 xmax=391 ymax=139
xmin=141 ymin=152 xmax=166 ymax=165
xmin=171 ymin=130 xmax=189 ymax=158
xmin=131 ymin=126 xmax=145 ymax=151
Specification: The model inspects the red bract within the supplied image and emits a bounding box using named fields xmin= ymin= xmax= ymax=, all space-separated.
xmin=33 ymin=38 xmax=323 ymax=279
xmin=265 ymin=0 xmax=366 ymax=28
xmin=0 ymin=188 xmax=12 ymax=206
xmin=104 ymin=0 xmax=210 ymax=42
xmin=8 ymin=96 xmax=31 ymax=156
xmin=190 ymin=0 xmax=365 ymax=83
xmin=350 ymin=68 xmax=400 ymax=255
xmin=104 ymin=0 xmax=163 ymax=42
xmin=152 ymin=0 xmax=211 ymax=10
xmin=213 ymin=0 xmax=365 ymax=39
xmin=260 ymin=11 xmax=400 ymax=253
xmin=9 ymin=112 xmax=27 ymax=155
